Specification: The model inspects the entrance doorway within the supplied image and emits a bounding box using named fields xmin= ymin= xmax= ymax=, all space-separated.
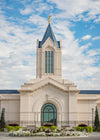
xmin=41 ymin=103 xmax=57 ymax=126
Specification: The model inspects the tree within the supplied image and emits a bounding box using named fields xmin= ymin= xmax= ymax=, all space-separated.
xmin=0 ymin=108 xmax=6 ymax=129
xmin=94 ymin=106 xmax=99 ymax=129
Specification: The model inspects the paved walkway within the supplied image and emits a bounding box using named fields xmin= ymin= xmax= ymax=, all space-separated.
xmin=0 ymin=132 xmax=100 ymax=140
xmin=88 ymin=132 xmax=100 ymax=137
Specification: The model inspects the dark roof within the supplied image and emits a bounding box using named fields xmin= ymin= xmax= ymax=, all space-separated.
xmin=0 ymin=90 xmax=100 ymax=94
xmin=39 ymin=24 xmax=60 ymax=48
xmin=0 ymin=90 xmax=19 ymax=94
xmin=79 ymin=90 xmax=100 ymax=94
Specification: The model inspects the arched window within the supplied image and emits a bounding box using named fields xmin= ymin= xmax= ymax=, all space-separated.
xmin=45 ymin=51 xmax=54 ymax=73
xmin=41 ymin=103 xmax=57 ymax=126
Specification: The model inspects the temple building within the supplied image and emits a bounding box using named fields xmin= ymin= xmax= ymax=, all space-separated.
xmin=0 ymin=22 xmax=100 ymax=128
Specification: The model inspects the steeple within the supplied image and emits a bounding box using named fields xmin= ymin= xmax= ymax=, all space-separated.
xmin=36 ymin=22 xmax=62 ymax=78
xmin=39 ymin=24 xmax=60 ymax=48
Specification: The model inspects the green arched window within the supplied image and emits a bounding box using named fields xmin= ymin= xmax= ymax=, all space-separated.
xmin=41 ymin=103 xmax=57 ymax=126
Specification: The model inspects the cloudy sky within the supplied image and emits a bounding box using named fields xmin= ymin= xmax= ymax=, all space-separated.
xmin=0 ymin=0 xmax=100 ymax=90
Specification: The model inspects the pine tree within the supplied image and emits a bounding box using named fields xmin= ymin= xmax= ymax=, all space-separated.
xmin=0 ymin=108 xmax=5 ymax=129
xmin=94 ymin=106 xmax=99 ymax=129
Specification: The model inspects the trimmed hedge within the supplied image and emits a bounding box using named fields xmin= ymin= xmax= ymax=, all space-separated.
xmin=39 ymin=126 xmax=58 ymax=131
xmin=76 ymin=126 xmax=93 ymax=133
xmin=6 ymin=126 xmax=22 ymax=132
xmin=0 ymin=128 xmax=4 ymax=132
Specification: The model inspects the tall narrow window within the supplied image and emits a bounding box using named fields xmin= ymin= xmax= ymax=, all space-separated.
xmin=51 ymin=51 xmax=53 ymax=73
xmin=48 ymin=51 xmax=50 ymax=73
xmin=45 ymin=51 xmax=54 ymax=73
xmin=45 ymin=51 xmax=47 ymax=73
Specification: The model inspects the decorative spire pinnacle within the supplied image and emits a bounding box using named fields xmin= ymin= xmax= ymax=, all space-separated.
xmin=48 ymin=15 xmax=52 ymax=24
xmin=40 ymin=23 xmax=59 ymax=48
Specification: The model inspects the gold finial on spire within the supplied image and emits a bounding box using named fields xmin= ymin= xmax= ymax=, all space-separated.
xmin=48 ymin=15 xmax=52 ymax=24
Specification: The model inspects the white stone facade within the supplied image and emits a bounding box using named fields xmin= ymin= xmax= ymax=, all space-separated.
xmin=0 ymin=23 xmax=100 ymax=128
xmin=19 ymin=77 xmax=79 ymax=127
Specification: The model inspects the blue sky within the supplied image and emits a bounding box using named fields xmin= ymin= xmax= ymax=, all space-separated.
xmin=0 ymin=0 xmax=100 ymax=89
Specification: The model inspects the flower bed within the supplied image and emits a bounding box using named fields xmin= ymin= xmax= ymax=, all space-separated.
xmin=9 ymin=129 xmax=88 ymax=137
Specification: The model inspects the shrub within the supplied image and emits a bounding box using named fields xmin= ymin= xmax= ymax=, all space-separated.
xmin=0 ymin=128 xmax=4 ymax=132
xmin=93 ymin=127 xmax=100 ymax=132
xmin=6 ymin=126 xmax=14 ymax=132
xmin=39 ymin=126 xmax=47 ymax=131
xmin=94 ymin=106 xmax=99 ymax=129
xmin=6 ymin=125 xmax=22 ymax=132
xmin=0 ymin=108 xmax=6 ymax=129
xmin=85 ymin=126 xmax=93 ymax=133
xmin=69 ymin=128 xmax=74 ymax=131
xmin=76 ymin=126 xmax=84 ymax=132
xmin=15 ymin=126 xmax=22 ymax=131
xmin=76 ymin=126 xmax=93 ymax=133
xmin=50 ymin=126 xmax=57 ymax=131
xmin=39 ymin=126 xmax=58 ymax=132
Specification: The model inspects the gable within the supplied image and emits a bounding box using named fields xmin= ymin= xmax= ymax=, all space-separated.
xmin=19 ymin=77 xmax=78 ymax=93
xmin=42 ymin=37 xmax=56 ymax=51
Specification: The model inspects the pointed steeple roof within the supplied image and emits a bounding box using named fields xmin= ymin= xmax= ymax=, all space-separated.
xmin=39 ymin=24 xmax=60 ymax=48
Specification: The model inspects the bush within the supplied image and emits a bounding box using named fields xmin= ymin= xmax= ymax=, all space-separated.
xmin=76 ymin=126 xmax=93 ymax=133
xmin=93 ymin=127 xmax=100 ymax=132
xmin=39 ymin=126 xmax=58 ymax=132
xmin=0 ymin=128 xmax=4 ymax=132
xmin=76 ymin=126 xmax=84 ymax=132
xmin=39 ymin=126 xmax=47 ymax=131
xmin=85 ymin=126 xmax=93 ymax=133
xmin=69 ymin=129 xmax=74 ymax=131
xmin=94 ymin=106 xmax=99 ymax=129
xmin=50 ymin=126 xmax=58 ymax=131
xmin=6 ymin=125 xmax=22 ymax=132
xmin=6 ymin=126 xmax=14 ymax=132
xmin=0 ymin=108 xmax=6 ymax=129
xmin=15 ymin=126 xmax=22 ymax=131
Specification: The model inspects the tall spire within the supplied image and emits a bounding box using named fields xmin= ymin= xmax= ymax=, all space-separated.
xmin=37 ymin=16 xmax=62 ymax=78
xmin=39 ymin=23 xmax=60 ymax=48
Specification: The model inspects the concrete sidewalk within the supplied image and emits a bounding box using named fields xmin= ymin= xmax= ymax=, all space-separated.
xmin=88 ymin=132 xmax=100 ymax=137
xmin=0 ymin=132 xmax=100 ymax=140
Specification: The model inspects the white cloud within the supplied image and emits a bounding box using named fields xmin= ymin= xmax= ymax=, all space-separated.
xmin=82 ymin=35 xmax=91 ymax=40
xmin=0 ymin=0 xmax=100 ymax=90
xmin=0 ymin=13 xmax=38 ymax=89
xmin=93 ymin=36 xmax=100 ymax=40
xmin=75 ymin=68 xmax=100 ymax=90
xmin=87 ymin=49 xmax=99 ymax=57
xmin=28 ymin=14 xmax=47 ymax=26
xmin=48 ymin=0 xmax=100 ymax=22
xmin=94 ymin=15 xmax=100 ymax=23
xmin=52 ymin=21 xmax=100 ymax=90
xmin=20 ymin=7 xmax=33 ymax=15
xmin=19 ymin=1 xmax=52 ymax=15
